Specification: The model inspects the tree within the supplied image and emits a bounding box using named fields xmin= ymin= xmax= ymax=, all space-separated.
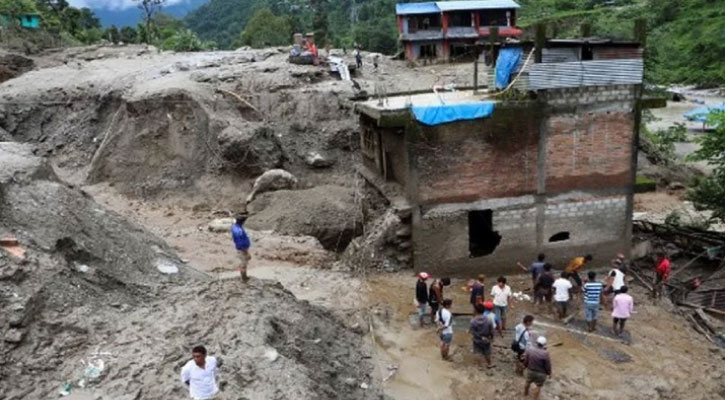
xmin=310 ymin=0 xmax=329 ymax=47
xmin=238 ymin=8 xmax=292 ymax=48
xmin=105 ymin=25 xmax=120 ymax=44
xmin=120 ymin=26 xmax=138 ymax=44
xmin=688 ymin=112 xmax=725 ymax=223
xmin=134 ymin=0 xmax=166 ymax=44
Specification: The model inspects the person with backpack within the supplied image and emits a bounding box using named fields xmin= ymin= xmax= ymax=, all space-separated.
xmin=469 ymin=303 xmax=495 ymax=369
xmin=513 ymin=315 xmax=535 ymax=375
xmin=435 ymin=298 xmax=454 ymax=360
xmin=429 ymin=277 xmax=451 ymax=325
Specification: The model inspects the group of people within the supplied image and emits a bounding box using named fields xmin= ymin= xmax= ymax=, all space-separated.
xmin=519 ymin=253 xmax=634 ymax=333
xmin=414 ymin=250 xmax=672 ymax=399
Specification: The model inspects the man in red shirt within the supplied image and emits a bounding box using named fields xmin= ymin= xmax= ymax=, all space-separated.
xmin=654 ymin=252 xmax=671 ymax=298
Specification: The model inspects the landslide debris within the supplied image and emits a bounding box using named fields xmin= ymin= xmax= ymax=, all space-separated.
xmin=246 ymin=185 xmax=363 ymax=251
xmin=0 ymin=143 xmax=381 ymax=400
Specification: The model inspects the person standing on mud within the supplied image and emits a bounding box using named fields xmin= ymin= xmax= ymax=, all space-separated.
xmin=429 ymin=277 xmax=451 ymax=324
xmin=435 ymin=298 xmax=454 ymax=360
xmin=523 ymin=336 xmax=551 ymax=400
xmin=513 ymin=315 xmax=534 ymax=375
xmin=231 ymin=213 xmax=251 ymax=282
xmin=604 ymin=259 xmax=626 ymax=308
xmin=654 ymin=252 xmax=671 ymax=298
xmin=181 ymin=345 xmax=219 ymax=400
xmin=534 ymin=264 xmax=555 ymax=308
xmin=552 ymin=272 xmax=573 ymax=320
xmin=469 ymin=274 xmax=485 ymax=313
xmin=415 ymin=272 xmax=430 ymax=327
xmin=583 ymin=271 xmax=604 ymax=332
xmin=491 ymin=276 xmax=513 ymax=334
xmin=565 ymin=254 xmax=593 ymax=295
xmin=518 ymin=253 xmax=546 ymax=290
xmin=612 ymin=286 xmax=634 ymax=337
xmin=470 ymin=303 xmax=495 ymax=369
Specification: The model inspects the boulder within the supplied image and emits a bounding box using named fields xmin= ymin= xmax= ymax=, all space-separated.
xmin=246 ymin=185 xmax=362 ymax=251
xmin=245 ymin=169 xmax=298 ymax=204
xmin=305 ymin=151 xmax=336 ymax=168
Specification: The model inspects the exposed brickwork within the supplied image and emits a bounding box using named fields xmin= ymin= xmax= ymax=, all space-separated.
xmin=545 ymin=110 xmax=634 ymax=193
xmin=412 ymin=107 xmax=541 ymax=205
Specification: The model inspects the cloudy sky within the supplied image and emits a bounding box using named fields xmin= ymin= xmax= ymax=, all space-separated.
xmin=67 ymin=0 xmax=191 ymax=10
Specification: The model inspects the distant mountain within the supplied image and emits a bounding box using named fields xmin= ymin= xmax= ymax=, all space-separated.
xmin=93 ymin=0 xmax=209 ymax=27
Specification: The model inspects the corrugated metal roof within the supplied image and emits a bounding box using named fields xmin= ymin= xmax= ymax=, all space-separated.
xmin=396 ymin=2 xmax=440 ymax=15
xmin=542 ymin=47 xmax=580 ymax=63
xmin=396 ymin=1 xmax=520 ymax=15
xmin=437 ymin=0 xmax=521 ymax=11
xmin=528 ymin=59 xmax=643 ymax=90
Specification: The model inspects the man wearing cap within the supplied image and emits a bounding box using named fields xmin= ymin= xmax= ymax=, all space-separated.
xmin=231 ymin=214 xmax=252 ymax=281
xmin=415 ymin=272 xmax=430 ymax=327
xmin=523 ymin=336 xmax=552 ymax=400
xmin=482 ymin=301 xmax=500 ymax=334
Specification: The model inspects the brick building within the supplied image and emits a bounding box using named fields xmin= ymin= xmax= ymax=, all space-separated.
xmin=396 ymin=0 xmax=522 ymax=62
xmin=355 ymin=39 xmax=645 ymax=276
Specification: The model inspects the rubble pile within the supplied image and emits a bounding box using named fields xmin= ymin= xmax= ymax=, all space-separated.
xmin=0 ymin=143 xmax=381 ymax=399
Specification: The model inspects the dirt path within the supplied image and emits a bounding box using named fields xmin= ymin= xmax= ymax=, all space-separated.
xmin=84 ymin=184 xmax=725 ymax=400
xmin=366 ymin=273 xmax=725 ymax=400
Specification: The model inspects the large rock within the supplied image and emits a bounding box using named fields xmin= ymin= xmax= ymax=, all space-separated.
xmin=247 ymin=185 xmax=362 ymax=251
xmin=245 ymin=169 xmax=298 ymax=204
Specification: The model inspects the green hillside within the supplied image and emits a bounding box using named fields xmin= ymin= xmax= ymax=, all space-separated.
xmin=185 ymin=0 xmax=725 ymax=87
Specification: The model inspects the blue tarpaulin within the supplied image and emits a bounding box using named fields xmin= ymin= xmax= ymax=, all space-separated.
xmin=494 ymin=47 xmax=522 ymax=90
xmin=684 ymin=103 xmax=725 ymax=123
xmin=412 ymin=101 xmax=495 ymax=126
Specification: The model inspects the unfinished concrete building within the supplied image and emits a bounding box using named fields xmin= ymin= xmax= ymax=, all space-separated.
xmin=356 ymin=39 xmax=645 ymax=276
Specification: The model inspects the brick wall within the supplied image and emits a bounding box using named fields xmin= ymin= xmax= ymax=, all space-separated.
xmin=412 ymin=105 xmax=541 ymax=205
xmin=545 ymin=110 xmax=634 ymax=193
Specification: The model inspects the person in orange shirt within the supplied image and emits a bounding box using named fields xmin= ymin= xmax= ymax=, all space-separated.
xmin=564 ymin=254 xmax=593 ymax=294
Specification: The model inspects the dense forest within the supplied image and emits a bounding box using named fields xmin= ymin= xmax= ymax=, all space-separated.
xmin=185 ymin=0 xmax=724 ymax=87
xmin=1 ymin=0 xmax=723 ymax=87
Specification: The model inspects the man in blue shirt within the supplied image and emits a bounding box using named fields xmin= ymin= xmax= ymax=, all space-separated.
xmin=231 ymin=213 xmax=251 ymax=281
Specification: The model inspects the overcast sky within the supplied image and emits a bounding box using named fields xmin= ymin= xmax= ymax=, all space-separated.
xmin=67 ymin=0 xmax=190 ymax=10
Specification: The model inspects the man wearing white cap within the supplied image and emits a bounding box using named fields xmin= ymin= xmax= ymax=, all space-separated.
xmin=415 ymin=272 xmax=430 ymax=327
xmin=523 ymin=336 xmax=551 ymax=400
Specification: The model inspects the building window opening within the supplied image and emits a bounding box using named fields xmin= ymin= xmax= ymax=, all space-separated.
xmin=420 ymin=44 xmax=437 ymax=59
xmin=468 ymin=210 xmax=501 ymax=257
xmin=449 ymin=11 xmax=472 ymax=27
xmin=549 ymin=232 xmax=570 ymax=242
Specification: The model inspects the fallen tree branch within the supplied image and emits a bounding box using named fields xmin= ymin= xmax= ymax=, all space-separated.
xmin=215 ymin=88 xmax=265 ymax=120
xmin=628 ymin=268 xmax=654 ymax=293
xmin=677 ymin=301 xmax=725 ymax=317
xmin=687 ymin=314 xmax=714 ymax=343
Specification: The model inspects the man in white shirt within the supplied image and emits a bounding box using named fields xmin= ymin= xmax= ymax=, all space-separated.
xmin=435 ymin=298 xmax=454 ymax=360
xmin=552 ymin=272 xmax=573 ymax=320
xmin=491 ymin=276 xmax=513 ymax=334
xmin=181 ymin=345 xmax=220 ymax=400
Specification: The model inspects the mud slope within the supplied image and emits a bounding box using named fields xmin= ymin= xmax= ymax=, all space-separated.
xmin=0 ymin=143 xmax=382 ymax=400
xmin=0 ymin=47 xmax=360 ymax=198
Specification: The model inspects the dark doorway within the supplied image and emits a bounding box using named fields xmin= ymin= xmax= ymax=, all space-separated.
xmin=549 ymin=231 xmax=570 ymax=242
xmin=468 ymin=210 xmax=502 ymax=257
